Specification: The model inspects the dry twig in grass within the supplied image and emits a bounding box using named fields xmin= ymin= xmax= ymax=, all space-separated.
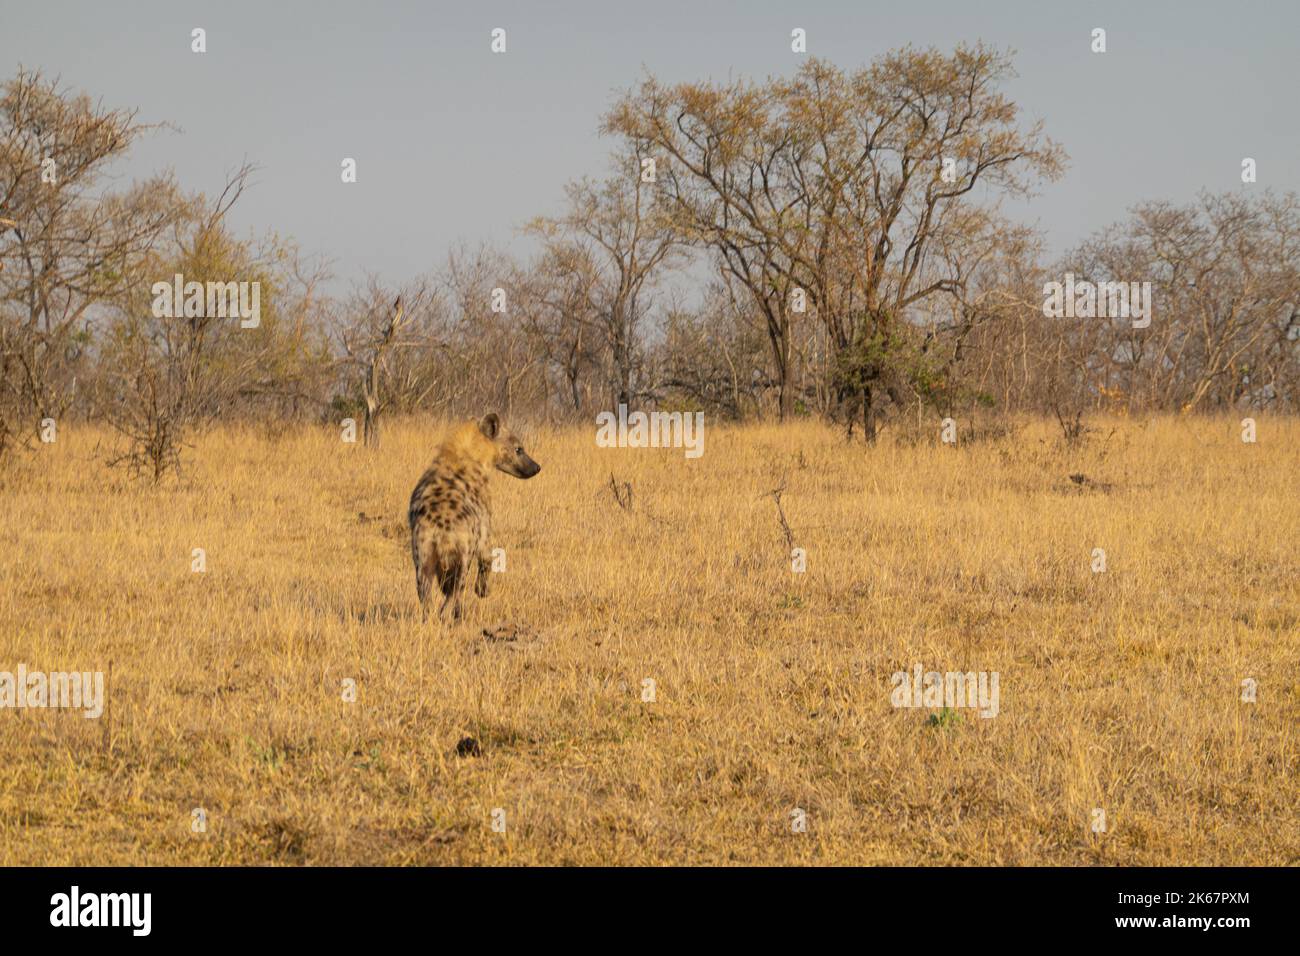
xmin=762 ymin=476 xmax=796 ymax=550
xmin=607 ymin=473 xmax=634 ymax=511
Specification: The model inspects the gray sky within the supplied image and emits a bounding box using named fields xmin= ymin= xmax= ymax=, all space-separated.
xmin=4 ymin=0 xmax=1297 ymax=292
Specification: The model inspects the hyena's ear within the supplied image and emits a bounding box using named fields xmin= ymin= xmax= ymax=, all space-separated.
xmin=479 ymin=412 xmax=501 ymax=440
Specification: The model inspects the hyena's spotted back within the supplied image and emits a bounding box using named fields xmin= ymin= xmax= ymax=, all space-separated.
xmin=409 ymin=460 xmax=491 ymax=614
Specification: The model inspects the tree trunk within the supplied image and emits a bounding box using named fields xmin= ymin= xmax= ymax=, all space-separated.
xmin=861 ymin=385 xmax=877 ymax=444
xmin=363 ymin=394 xmax=379 ymax=447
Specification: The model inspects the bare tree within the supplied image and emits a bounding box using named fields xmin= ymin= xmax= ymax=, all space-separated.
xmin=515 ymin=240 xmax=603 ymax=417
xmin=528 ymin=151 xmax=681 ymax=410
xmin=0 ymin=68 xmax=187 ymax=460
xmin=605 ymin=46 xmax=1065 ymax=436
xmin=355 ymin=296 xmax=409 ymax=446
xmin=98 ymin=165 xmax=297 ymax=479
xmin=440 ymin=245 xmax=544 ymax=418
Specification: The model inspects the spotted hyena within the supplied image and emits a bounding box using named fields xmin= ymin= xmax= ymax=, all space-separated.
xmin=408 ymin=413 xmax=541 ymax=620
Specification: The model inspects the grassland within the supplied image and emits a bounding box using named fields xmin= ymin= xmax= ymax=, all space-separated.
xmin=0 ymin=415 xmax=1296 ymax=865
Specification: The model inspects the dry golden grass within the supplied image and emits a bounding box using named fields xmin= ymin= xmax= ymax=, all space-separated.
xmin=0 ymin=415 xmax=1296 ymax=865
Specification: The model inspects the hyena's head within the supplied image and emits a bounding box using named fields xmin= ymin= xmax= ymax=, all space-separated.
xmin=477 ymin=412 xmax=541 ymax=479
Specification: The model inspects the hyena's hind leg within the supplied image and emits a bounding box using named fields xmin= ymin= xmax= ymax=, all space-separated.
xmin=475 ymin=548 xmax=492 ymax=598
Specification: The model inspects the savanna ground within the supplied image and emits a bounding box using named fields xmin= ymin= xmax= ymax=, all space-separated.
xmin=0 ymin=415 xmax=1296 ymax=865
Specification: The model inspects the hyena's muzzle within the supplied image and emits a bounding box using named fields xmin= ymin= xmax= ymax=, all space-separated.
xmin=513 ymin=453 xmax=541 ymax=479
xmin=499 ymin=450 xmax=541 ymax=479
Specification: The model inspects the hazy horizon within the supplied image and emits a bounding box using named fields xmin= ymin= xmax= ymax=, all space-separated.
xmin=4 ymin=0 xmax=1298 ymax=293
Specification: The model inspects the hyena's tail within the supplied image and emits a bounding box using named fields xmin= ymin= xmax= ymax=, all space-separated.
xmin=437 ymin=548 xmax=473 ymax=620
xmin=437 ymin=549 xmax=468 ymax=599
xmin=411 ymin=525 xmax=437 ymax=611
xmin=415 ymin=557 xmax=436 ymax=608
